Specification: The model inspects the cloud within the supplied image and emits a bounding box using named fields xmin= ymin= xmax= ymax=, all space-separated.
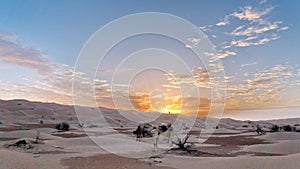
xmin=225 ymin=64 xmax=299 ymax=109
xmin=0 ymin=80 xmax=73 ymax=105
xmin=241 ymin=61 xmax=257 ymax=68
xmin=129 ymin=93 xmax=152 ymax=112
xmin=199 ymin=25 xmax=213 ymax=32
xmin=216 ymin=15 xmax=230 ymax=26
xmin=205 ymin=50 xmax=237 ymax=61
xmin=278 ymin=26 xmax=289 ymax=31
xmin=204 ymin=2 xmax=289 ymax=56
xmin=231 ymin=6 xmax=274 ymax=22
xmin=185 ymin=44 xmax=193 ymax=49
xmin=0 ymin=31 xmax=58 ymax=75
xmin=230 ymin=34 xmax=280 ymax=47
xmin=225 ymin=5 xmax=288 ymax=49
xmin=260 ymin=0 xmax=268 ymax=5
xmin=185 ymin=37 xmax=201 ymax=49
xmin=164 ymin=66 xmax=226 ymax=90
xmin=230 ymin=21 xmax=282 ymax=37
xmin=0 ymin=31 xmax=113 ymax=107
xmin=0 ymin=31 xmax=17 ymax=40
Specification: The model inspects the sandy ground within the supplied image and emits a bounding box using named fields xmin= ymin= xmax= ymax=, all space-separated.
xmin=61 ymin=154 xmax=175 ymax=169
xmin=1 ymin=99 xmax=300 ymax=169
xmin=160 ymin=153 xmax=300 ymax=169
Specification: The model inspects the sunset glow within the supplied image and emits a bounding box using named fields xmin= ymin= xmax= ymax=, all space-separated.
xmin=0 ymin=0 xmax=300 ymax=120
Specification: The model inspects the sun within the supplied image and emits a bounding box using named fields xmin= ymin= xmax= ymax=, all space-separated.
xmin=160 ymin=108 xmax=170 ymax=114
xmin=159 ymin=107 xmax=181 ymax=114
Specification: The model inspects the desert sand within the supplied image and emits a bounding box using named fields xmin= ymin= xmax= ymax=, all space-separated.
xmin=0 ymin=99 xmax=300 ymax=169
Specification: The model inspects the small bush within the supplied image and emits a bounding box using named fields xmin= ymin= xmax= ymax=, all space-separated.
xmin=55 ymin=122 xmax=70 ymax=131
xmin=271 ymin=125 xmax=279 ymax=132
xmin=283 ymin=125 xmax=292 ymax=132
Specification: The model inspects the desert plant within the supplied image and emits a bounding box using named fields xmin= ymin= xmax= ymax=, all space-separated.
xmin=271 ymin=125 xmax=279 ymax=132
xmin=283 ymin=125 xmax=292 ymax=132
xmin=255 ymin=124 xmax=265 ymax=135
xmin=35 ymin=130 xmax=40 ymax=144
xmin=172 ymin=135 xmax=191 ymax=150
xmin=55 ymin=122 xmax=70 ymax=131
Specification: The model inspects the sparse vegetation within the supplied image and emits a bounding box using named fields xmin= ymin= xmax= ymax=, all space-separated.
xmin=271 ymin=124 xmax=279 ymax=132
xmin=55 ymin=122 xmax=70 ymax=131
xmin=283 ymin=125 xmax=292 ymax=132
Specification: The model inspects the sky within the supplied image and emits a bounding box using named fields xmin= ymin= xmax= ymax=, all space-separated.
xmin=0 ymin=0 xmax=300 ymax=120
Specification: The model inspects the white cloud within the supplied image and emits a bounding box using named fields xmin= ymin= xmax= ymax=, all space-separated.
xmin=205 ymin=50 xmax=237 ymax=61
xmin=185 ymin=44 xmax=192 ymax=49
xmin=231 ymin=6 xmax=274 ymax=22
xmin=187 ymin=37 xmax=201 ymax=47
xmin=260 ymin=0 xmax=268 ymax=5
xmin=278 ymin=26 xmax=289 ymax=31
xmin=231 ymin=21 xmax=282 ymax=37
xmin=241 ymin=62 xmax=257 ymax=68
xmin=199 ymin=25 xmax=213 ymax=32
xmin=216 ymin=15 xmax=230 ymax=26
xmin=230 ymin=34 xmax=280 ymax=47
xmin=206 ymin=2 xmax=289 ymax=52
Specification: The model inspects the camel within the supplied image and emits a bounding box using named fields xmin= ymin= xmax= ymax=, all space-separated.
xmin=153 ymin=122 xmax=193 ymax=153
xmin=153 ymin=123 xmax=173 ymax=153
xmin=133 ymin=125 xmax=143 ymax=141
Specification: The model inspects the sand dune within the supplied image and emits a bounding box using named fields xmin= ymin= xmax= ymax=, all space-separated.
xmin=0 ymin=99 xmax=300 ymax=169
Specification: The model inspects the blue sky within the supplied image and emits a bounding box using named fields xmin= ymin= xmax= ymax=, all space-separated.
xmin=0 ymin=0 xmax=300 ymax=120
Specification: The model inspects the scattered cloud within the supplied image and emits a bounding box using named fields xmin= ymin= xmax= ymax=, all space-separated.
xmin=199 ymin=25 xmax=213 ymax=32
xmin=203 ymin=1 xmax=289 ymax=59
xmin=231 ymin=6 xmax=274 ymax=22
xmin=0 ymin=80 xmax=73 ymax=105
xmin=230 ymin=21 xmax=282 ymax=37
xmin=230 ymin=34 xmax=280 ymax=47
xmin=0 ymin=31 xmax=112 ymax=107
xmin=185 ymin=37 xmax=201 ymax=49
xmin=0 ymin=31 xmax=59 ymax=75
xmin=0 ymin=0 xmax=297 ymax=115
xmin=205 ymin=50 xmax=237 ymax=62
xmin=226 ymin=64 xmax=300 ymax=109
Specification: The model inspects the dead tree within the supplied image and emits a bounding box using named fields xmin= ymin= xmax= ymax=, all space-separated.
xmin=172 ymin=134 xmax=191 ymax=150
